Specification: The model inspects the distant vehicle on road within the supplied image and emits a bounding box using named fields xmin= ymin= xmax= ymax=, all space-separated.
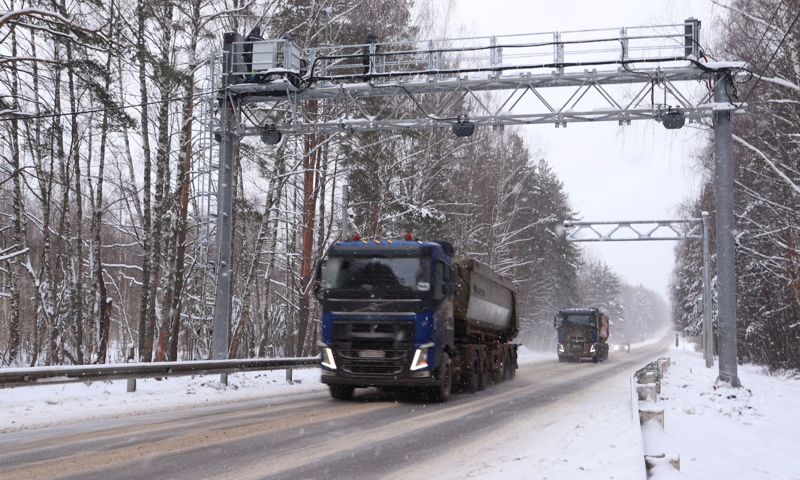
xmin=554 ymin=307 xmax=609 ymax=363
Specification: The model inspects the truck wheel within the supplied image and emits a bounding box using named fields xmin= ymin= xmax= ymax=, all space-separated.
xmin=467 ymin=360 xmax=481 ymax=394
xmin=507 ymin=351 xmax=516 ymax=379
xmin=478 ymin=358 xmax=489 ymax=391
xmin=329 ymin=385 xmax=354 ymax=400
xmin=429 ymin=353 xmax=452 ymax=403
xmin=592 ymin=356 xmax=599 ymax=364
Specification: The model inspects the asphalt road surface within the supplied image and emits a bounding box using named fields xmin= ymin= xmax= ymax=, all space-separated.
xmin=0 ymin=342 xmax=667 ymax=480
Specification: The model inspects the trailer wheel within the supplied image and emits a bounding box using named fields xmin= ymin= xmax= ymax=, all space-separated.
xmin=329 ymin=385 xmax=354 ymax=400
xmin=478 ymin=356 xmax=489 ymax=391
xmin=507 ymin=350 xmax=516 ymax=379
xmin=429 ymin=352 xmax=452 ymax=403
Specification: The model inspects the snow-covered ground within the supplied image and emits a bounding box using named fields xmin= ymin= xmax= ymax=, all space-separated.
xmin=413 ymin=353 xmax=646 ymax=480
xmin=644 ymin=343 xmax=800 ymax=480
xmin=3 ymin=341 xmax=797 ymax=480
xmin=0 ymin=367 xmax=325 ymax=434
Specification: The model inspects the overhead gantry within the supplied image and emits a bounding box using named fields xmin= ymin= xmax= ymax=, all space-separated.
xmin=204 ymin=19 xmax=745 ymax=387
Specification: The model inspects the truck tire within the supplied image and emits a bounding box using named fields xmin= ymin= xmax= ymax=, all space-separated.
xmin=478 ymin=357 xmax=489 ymax=391
xmin=329 ymin=385 xmax=354 ymax=400
xmin=507 ymin=350 xmax=516 ymax=379
xmin=592 ymin=356 xmax=599 ymax=364
xmin=428 ymin=352 xmax=452 ymax=403
xmin=467 ymin=360 xmax=481 ymax=394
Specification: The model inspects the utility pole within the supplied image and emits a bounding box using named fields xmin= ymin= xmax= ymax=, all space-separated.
xmin=701 ymin=211 xmax=713 ymax=368
xmin=713 ymin=72 xmax=741 ymax=387
xmin=340 ymin=176 xmax=350 ymax=239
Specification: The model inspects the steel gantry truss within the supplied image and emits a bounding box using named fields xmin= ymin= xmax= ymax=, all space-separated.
xmin=212 ymin=20 xmax=744 ymax=135
xmin=564 ymin=219 xmax=703 ymax=242
xmin=563 ymin=216 xmax=715 ymax=368
xmin=206 ymin=19 xmax=745 ymax=386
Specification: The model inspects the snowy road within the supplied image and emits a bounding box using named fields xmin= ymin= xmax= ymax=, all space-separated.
xmin=0 ymin=342 xmax=667 ymax=480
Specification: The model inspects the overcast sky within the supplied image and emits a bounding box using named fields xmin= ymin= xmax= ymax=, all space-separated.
xmin=450 ymin=0 xmax=727 ymax=299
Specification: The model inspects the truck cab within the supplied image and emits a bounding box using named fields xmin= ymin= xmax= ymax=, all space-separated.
xmin=315 ymin=238 xmax=456 ymax=400
xmin=554 ymin=307 xmax=610 ymax=363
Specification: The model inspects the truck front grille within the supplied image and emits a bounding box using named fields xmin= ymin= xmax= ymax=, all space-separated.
xmin=565 ymin=341 xmax=589 ymax=354
xmin=332 ymin=320 xmax=414 ymax=377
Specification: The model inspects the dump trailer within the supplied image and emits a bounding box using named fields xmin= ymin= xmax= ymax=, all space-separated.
xmin=315 ymin=238 xmax=519 ymax=402
xmin=554 ymin=307 xmax=609 ymax=363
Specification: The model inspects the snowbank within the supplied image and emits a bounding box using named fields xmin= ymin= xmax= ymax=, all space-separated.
xmin=643 ymin=344 xmax=800 ymax=480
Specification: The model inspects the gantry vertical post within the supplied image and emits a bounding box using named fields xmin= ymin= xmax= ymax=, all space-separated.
xmin=713 ymin=72 xmax=741 ymax=387
xmin=212 ymin=32 xmax=239 ymax=360
xmin=701 ymin=211 xmax=713 ymax=368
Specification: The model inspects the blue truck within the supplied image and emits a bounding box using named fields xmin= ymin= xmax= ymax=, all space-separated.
xmin=315 ymin=238 xmax=519 ymax=402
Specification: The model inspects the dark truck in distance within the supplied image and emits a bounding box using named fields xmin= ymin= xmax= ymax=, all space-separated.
xmin=554 ymin=307 xmax=609 ymax=363
xmin=315 ymin=238 xmax=519 ymax=402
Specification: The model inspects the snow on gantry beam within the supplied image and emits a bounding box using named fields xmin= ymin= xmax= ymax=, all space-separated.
xmin=230 ymin=66 xmax=712 ymax=102
xmin=563 ymin=219 xmax=702 ymax=242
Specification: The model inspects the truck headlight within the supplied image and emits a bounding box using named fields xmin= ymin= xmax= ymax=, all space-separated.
xmin=589 ymin=344 xmax=596 ymax=353
xmin=321 ymin=346 xmax=337 ymax=370
xmin=558 ymin=343 xmax=564 ymax=353
xmin=410 ymin=343 xmax=434 ymax=371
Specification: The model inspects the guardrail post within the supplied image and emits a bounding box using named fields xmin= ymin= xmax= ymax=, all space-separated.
xmin=220 ymin=373 xmax=228 ymax=386
xmin=637 ymin=383 xmax=657 ymax=401
xmin=127 ymin=378 xmax=136 ymax=393
xmin=286 ymin=368 xmax=293 ymax=384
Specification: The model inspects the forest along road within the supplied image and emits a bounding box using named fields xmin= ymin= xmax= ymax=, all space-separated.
xmin=0 ymin=341 xmax=667 ymax=480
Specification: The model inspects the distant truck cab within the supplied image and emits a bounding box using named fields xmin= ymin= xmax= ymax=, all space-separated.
xmin=554 ymin=307 xmax=609 ymax=363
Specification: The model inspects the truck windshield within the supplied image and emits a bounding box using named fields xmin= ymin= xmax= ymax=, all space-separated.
xmin=559 ymin=314 xmax=596 ymax=327
xmin=322 ymin=256 xmax=431 ymax=292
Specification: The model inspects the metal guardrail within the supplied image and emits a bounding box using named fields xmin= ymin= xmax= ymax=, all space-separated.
xmin=0 ymin=357 xmax=320 ymax=388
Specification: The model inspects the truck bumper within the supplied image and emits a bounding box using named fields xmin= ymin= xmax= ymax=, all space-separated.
xmin=559 ymin=350 xmax=592 ymax=361
xmin=320 ymin=368 xmax=440 ymax=388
